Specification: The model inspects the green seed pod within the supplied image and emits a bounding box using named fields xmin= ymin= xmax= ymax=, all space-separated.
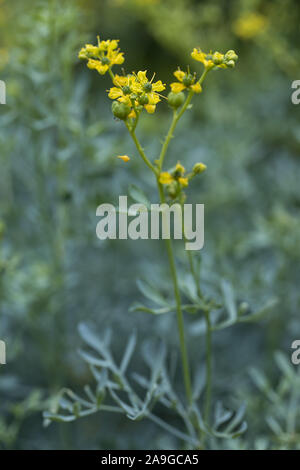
xmin=122 ymin=85 xmax=131 ymax=95
xmin=168 ymin=91 xmax=185 ymax=109
xmin=182 ymin=73 xmax=194 ymax=87
xmin=143 ymin=82 xmax=152 ymax=92
xmin=138 ymin=94 xmax=149 ymax=105
xmin=111 ymin=101 xmax=131 ymax=120
xmin=167 ymin=181 xmax=179 ymax=199
xmin=101 ymin=56 xmax=110 ymax=65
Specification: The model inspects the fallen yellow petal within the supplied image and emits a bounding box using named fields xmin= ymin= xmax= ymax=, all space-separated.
xmin=117 ymin=155 xmax=130 ymax=162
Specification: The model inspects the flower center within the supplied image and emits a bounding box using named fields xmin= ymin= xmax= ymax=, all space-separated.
xmin=122 ymin=86 xmax=131 ymax=95
xmin=101 ymin=57 xmax=110 ymax=65
xmin=143 ymin=82 xmax=152 ymax=92
xmin=182 ymin=74 xmax=194 ymax=87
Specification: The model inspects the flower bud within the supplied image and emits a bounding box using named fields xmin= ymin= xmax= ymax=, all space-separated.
xmin=226 ymin=60 xmax=235 ymax=68
xmin=212 ymin=52 xmax=224 ymax=65
xmin=225 ymin=50 xmax=238 ymax=62
xmin=111 ymin=101 xmax=131 ymax=120
xmin=168 ymin=91 xmax=185 ymax=108
xmin=238 ymin=302 xmax=249 ymax=316
xmin=193 ymin=163 xmax=207 ymax=175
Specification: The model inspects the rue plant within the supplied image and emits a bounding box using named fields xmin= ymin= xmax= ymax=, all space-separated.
xmin=45 ymin=36 xmax=275 ymax=449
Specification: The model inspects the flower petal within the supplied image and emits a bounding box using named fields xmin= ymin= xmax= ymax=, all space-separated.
xmin=117 ymin=155 xmax=130 ymax=162
xmin=152 ymin=80 xmax=165 ymax=92
xmin=108 ymin=87 xmax=123 ymax=99
xmin=191 ymin=82 xmax=202 ymax=93
xmin=159 ymin=172 xmax=173 ymax=184
xmin=179 ymin=177 xmax=188 ymax=187
xmin=144 ymin=104 xmax=156 ymax=113
xmin=174 ymin=69 xmax=185 ymax=82
xmin=137 ymin=70 xmax=148 ymax=84
xmin=170 ymin=82 xmax=185 ymax=93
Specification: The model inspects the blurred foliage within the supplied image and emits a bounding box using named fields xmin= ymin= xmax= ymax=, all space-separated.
xmin=0 ymin=0 xmax=299 ymax=449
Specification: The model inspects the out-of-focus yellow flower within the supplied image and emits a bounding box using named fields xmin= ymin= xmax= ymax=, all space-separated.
xmin=159 ymin=162 xmax=188 ymax=188
xmin=117 ymin=155 xmax=130 ymax=162
xmin=233 ymin=12 xmax=267 ymax=39
xmin=159 ymin=172 xmax=173 ymax=185
xmin=191 ymin=48 xmax=238 ymax=70
xmin=131 ymin=70 xmax=165 ymax=113
xmin=192 ymin=162 xmax=207 ymax=175
xmin=170 ymin=69 xmax=202 ymax=94
xmin=78 ymin=37 xmax=124 ymax=75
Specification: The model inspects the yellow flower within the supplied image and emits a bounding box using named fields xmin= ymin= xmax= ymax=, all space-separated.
xmin=191 ymin=48 xmax=214 ymax=68
xmin=131 ymin=70 xmax=165 ymax=113
xmin=170 ymin=69 xmax=202 ymax=94
xmin=78 ymin=37 xmax=124 ymax=75
xmin=159 ymin=162 xmax=189 ymax=188
xmin=108 ymin=74 xmax=139 ymax=119
xmin=175 ymin=162 xmax=185 ymax=174
xmin=117 ymin=155 xmax=130 ymax=162
xmin=178 ymin=177 xmax=188 ymax=187
xmin=159 ymin=172 xmax=173 ymax=185
xmin=233 ymin=13 xmax=267 ymax=40
xmin=108 ymin=74 xmax=136 ymax=104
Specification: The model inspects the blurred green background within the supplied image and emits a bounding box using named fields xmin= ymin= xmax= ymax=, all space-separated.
xmin=0 ymin=0 xmax=299 ymax=450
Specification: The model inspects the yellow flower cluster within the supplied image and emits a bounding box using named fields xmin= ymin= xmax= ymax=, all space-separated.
xmin=78 ymin=37 xmax=124 ymax=75
xmin=160 ymin=162 xmax=189 ymax=188
xmin=159 ymin=162 xmax=207 ymax=197
xmin=170 ymin=69 xmax=202 ymax=94
xmin=108 ymin=71 xmax=165 ymax=115
xmin=191 ymin=48 xmax=238 ymax=70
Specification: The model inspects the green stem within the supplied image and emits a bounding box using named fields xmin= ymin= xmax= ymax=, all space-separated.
xmin=158 ymin=68 xmax=208 ymax=170
xmin=204 ymin=311 xmax=212 ymax=425
xmin=122 ymin=67 xmax=210 ymax=409
xmin=158 ymin=91 xmax=193 ymax=170
xmin=157 ymin=181 xmax=192 ymax=406
xmin=108 ymin=68 xmax=115 ymax=82
xmin=180 ymin=201 xmax=203 ymax=299
xmin=126 ymin=123 xmax=158 ymax=175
